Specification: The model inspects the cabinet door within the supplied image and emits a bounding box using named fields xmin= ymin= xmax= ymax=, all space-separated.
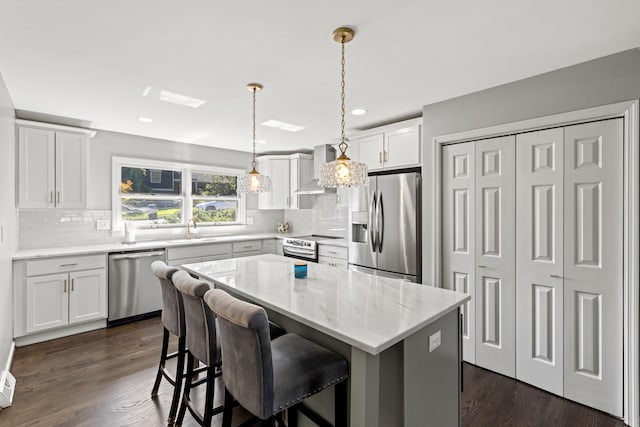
xmin=563 ymin=119 xmax=623 ymax=416
xmin=474 ymin=135 xmax=516 ymax=377
xmin=442 ymin=142 xmax=475 ymax=363
xmin=69 ymin=269 xmax=107 ymax=324
xmin=258 ymin=158 xmax=290 ymax=209
xmin=515 ymin=128 xmax=564 ymax=395
xmin=354 ymin=134 xmax=384 ymax=171
xmin=55 ymin=132 xmax=87 ymax=208
xmin=18 ymin=127 xmax=56 ymax=208
xmin=384 ymin=125 xmax=421 ymax=169
xmin=26 ymin=273 xmax=69 ymax=333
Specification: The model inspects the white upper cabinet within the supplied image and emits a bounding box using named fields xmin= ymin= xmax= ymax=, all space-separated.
xmin=258 ymin=154 xmax=313 ymax=210
xmin=352 ymin=119 xmax=422 ymax=172
xmin=18 ymin=123 xmax=91 ymax=209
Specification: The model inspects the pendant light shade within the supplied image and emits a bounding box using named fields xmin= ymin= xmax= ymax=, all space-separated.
xmin=319 ymin=27 xmax=368 ymax=188
xmin=238 ymin=83 xmax=271 ymax=193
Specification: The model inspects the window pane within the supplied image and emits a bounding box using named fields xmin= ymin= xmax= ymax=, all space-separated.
xmin=192 ymin=172 xmax=237 ymax=197
xmin=121 ymin=167 xmax=182 ymax=195
xmin=121 ymin=198 xmax=183 ymax=223
xmin=193 ymin=199 xmax=238 ymax=223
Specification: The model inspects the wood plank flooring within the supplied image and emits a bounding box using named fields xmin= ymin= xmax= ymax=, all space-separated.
xmin=0 ymin=317 xmax=626 ymax=426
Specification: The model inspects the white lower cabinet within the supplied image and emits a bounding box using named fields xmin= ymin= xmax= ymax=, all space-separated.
xmin=22 ymin=255 xmax=107 ymax=334
xmin=318 ymin=244 xmax=348 ymax=269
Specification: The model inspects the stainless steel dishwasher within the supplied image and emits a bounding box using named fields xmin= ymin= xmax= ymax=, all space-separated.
xmin=108 ymin=249 xmax=166 ymax=326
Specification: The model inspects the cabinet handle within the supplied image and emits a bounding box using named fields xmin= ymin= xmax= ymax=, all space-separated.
xmin=63 ymin=279 xmax=67 ymax=293
xmin=50 ymin=191 xmax=53 ymax=204
xmin=71 ymin=278 xmax=74 ymax=291
xmin=328 ymin=251 xmax=338 ymax=255
xmin=478 ymin=265 xmax=488 ymax=269
xmin=60 ymin=263 xmax=78 ymax=267
xmin=379 ymin=152 xmax=383 ymax=165
xmin=550 ymin=274 xmax=563 ymax=279
xmin=384 ymin=151 xmax=388 ymax=163
xmin=57 ymin=191 xmax=61 ymax=204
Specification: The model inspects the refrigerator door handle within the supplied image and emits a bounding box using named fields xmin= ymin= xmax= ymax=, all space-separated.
xmin=378 ymin=193 xmax=384 ymax=253
xmin=369 ymin=190 xmax=377 ymax=252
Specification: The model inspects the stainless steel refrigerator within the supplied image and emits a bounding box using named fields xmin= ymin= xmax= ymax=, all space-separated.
xmin=348 ymin=171 xmax=421 ymax=283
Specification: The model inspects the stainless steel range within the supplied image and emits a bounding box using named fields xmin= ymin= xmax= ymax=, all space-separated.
xmin=282 ymin=235 xmax=341 ymax=262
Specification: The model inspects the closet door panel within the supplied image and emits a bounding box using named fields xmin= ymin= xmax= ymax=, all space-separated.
xmin=515 ymin=128 xmax=564 ymax=395
xmin=474 ymin=135 xmax=516 ymax=377
xmin=442 ymin=142 xmax=475 ymax=363
xmin=564 ymin=118 xmax=623 ymax=416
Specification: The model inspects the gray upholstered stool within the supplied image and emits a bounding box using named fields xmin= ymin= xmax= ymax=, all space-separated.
xmin=150 ymin=261 xmax=185 ymax=424
xmin=205 ymin=288 xmax=349 ymax=427
xmin=172 ymin=270 xmax=223 ymax=427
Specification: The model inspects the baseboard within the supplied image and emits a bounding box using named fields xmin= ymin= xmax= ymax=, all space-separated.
xmin=14 ymin=320 xmax=107 ymax=347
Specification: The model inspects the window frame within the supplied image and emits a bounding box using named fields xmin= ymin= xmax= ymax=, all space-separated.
xmin=112 ymin=156 xmax=246 ymax=230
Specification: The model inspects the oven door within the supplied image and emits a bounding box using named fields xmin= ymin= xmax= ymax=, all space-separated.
xmin=283 ymin=246 xmax=317 ymax=262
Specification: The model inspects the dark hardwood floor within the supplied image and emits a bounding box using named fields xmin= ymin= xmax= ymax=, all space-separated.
xmin=0 ymin=317 xmax=626 ymax=426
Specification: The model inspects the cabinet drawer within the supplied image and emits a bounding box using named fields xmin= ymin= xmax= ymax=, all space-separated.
xmin=318 ymin=245 xmax=348 ymax=260
xmin=318 ymin=256 xmax=349 ymax=269
xmin=233 ymin=240 xmax=263 ymax=253
xmin=168 ymin=256 xmax=203 ymax=267
xmin=26 ymin=254 xmax=106 ymax=277
xmin=168 ymin=243 xmax=232 ymax=261
xmin=233 ymin=249 xmax=263 ymax=258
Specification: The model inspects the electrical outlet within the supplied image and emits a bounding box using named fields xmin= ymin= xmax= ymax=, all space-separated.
xmin=429 ymin=330 xmax=441 ymax=353
xmin=96 ymin=219 xmax=111 ymax=230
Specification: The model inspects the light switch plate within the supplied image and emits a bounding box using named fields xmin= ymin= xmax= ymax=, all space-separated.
xmin=429 ymin=330 xmax=441 ymax=352
xmin=96 ymin=219 xmax=111 ymax=230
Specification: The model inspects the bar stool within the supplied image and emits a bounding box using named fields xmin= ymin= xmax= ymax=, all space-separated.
xmin=150 ymin=261 xmax=185 ymax=425
xmin=172 ymin=270 xmax=223 ymax=427
xmin=205 ymin=288 xmax=349 ymax=427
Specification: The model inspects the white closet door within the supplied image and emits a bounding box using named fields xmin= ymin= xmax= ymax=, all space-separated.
xmin=564 ymin=119 xmax=623 ymax=416
xmin=515 ymin=128 xmax=564 ymax=395
xmin=442 ymin=142 xmax=475 ymax=363
xmin=475 ymin=135 xmax=516 ymax=377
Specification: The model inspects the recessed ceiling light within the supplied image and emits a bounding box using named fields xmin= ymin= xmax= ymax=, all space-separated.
xmin=138 ymin=116 xmax=154 ymax=123
xmin=351 ymin=108 xmax=367 ymax=116
xmin=142 ymin=86 xmax=152 ymax=97
xmin=257 ymin=140 xmax=267 ymax=144
xmin=159 ymin=90 xmax=206 ymax=109
xmin=261 ymin=119 xmax=304 ymax=132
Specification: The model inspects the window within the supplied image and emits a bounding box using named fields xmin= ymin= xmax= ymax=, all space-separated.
xmin=113 ymin=157 xmax=246 ymax=229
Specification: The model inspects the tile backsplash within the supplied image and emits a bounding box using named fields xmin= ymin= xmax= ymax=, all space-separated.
xmin=18 ymin=208 xmax=284 ymax=249
xmin=283 ymin=193 xmax=348 ymax=238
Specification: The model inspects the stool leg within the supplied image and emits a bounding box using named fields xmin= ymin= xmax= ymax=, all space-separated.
xmin=176 ymin=352 xmax=194 ymax=426
xmin=151 ymin=327 xmax=170 ymax=397
xmin=287 ymin=406 xmax=298 ymax=427
xmin=168 ymin=335 xmax=186 ymax=424
xmin=203 ymin=365 xmax=217 ymax=427
xmin=334 ymin=380 xmax=348 ymax=427
xmin=222 ymin=387 xmax=234 ymax=427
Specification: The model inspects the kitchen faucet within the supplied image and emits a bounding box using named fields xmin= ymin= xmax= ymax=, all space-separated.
xmin=186 ymin=217 xmax=197 ymax=239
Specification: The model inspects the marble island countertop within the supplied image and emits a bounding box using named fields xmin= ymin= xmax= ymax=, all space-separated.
xmin=13 ymin=232 xmax=294 ymax=260
xmin=182 ymin=254 xmax=469 ymax=355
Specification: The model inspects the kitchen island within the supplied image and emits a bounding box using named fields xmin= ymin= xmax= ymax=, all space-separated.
xmin=182 ymin=254 xmax=469 ymax=427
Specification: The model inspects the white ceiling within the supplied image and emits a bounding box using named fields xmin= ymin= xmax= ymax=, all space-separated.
xmin=1 ymin=0 xmax=639 ymax=153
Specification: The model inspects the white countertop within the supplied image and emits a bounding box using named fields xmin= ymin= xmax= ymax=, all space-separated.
xmin=181 ymin=254 xmax=469 ymax=355
xmin=13 ymin=232 xmax=290 ymax=260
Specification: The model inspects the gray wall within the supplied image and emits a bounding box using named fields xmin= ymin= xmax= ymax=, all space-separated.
xmin=0 ymin=72 xmax=16 ymax=370
xmin=422 ymin=48 xmax=640 ymax=284
xmin=87 ymin=129 xmax=254 ymax=209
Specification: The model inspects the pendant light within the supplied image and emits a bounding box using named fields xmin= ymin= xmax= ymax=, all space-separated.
xmin=238 ymin=83 xmax=271 ymax=193
xmin=319 ymin=27 xmax=368 ymax=188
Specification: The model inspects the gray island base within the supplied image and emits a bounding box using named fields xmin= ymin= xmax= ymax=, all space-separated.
xmin=182 ymin=254 xmax=469 ymax=427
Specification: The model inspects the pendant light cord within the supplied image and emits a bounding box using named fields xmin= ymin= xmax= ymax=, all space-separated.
xmin=251 ymin=87 xmax=257 ymax=171
xmin=338 ymin=35 xmax=348 ymax=156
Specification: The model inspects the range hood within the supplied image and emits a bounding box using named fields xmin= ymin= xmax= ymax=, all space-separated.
xmin=296 ymin=145 xmax=337 ymax=195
